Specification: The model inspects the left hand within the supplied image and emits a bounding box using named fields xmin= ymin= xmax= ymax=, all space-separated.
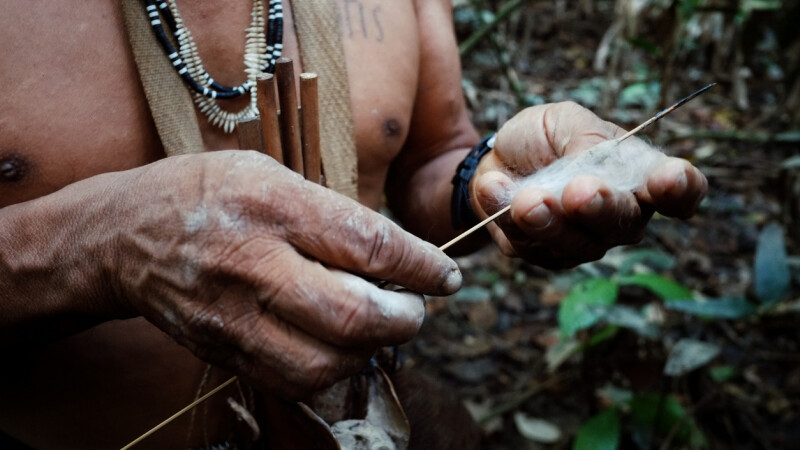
xmin=469 ymin=102 xmax=708 ymax=269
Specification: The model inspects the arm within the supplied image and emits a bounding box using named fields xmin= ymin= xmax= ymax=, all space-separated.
xmin=389 ymin=2 xmax=707 ymax=267
xmin=0 ymin=172 xmax=127 ymax=348
xmin=0 ymin=151 xmax=461 ymax=397
xmin=387 ymin=0 xmax=483 ymax=251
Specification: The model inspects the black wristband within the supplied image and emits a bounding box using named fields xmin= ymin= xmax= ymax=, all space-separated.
xmin=451 ymin=133 xmax=496 ymax=229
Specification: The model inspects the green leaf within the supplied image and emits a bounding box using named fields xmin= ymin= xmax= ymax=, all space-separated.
xmin=558 ymin=279 xmax=619 ymax=337
xmin=569 ymin=82 xmax=602 ymax=108
xmin=617 ymin=249 xmax=675 ymax=277
xmin=709 ymin=365 xmax=738 ymax=382
xmin=586 ymin=325 xmax=620 ymax=347
xmin=573 ymin=408 xmax=619 ymax=450
xmin=754 ymin=222 xmax=790 ymax=305
xmin=600 ymin=305 xmax=660 ymax=339
xmin=618 ymin=81 xmax=660 ymax=109
xmin=678 ymin=0 xmax=703 ymax=18
xmin=630 ymin=394 xmax=706 ymax=446
xmin=665 ymin=298 xmax=756 ymax=319
xmin=618 ymin=273 xmax=692 ymax=301
xmin=664 ymin=339 xmax=721 ymax=376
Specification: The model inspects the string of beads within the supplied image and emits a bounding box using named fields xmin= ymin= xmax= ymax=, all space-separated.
xmin=145 ymin=0 xmax=284 ymax=132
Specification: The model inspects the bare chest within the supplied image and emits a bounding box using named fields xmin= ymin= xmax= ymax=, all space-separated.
xmin=0 ymin=0 xmax=419 ymax=208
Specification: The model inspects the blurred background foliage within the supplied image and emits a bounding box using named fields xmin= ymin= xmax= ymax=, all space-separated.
xmin=400 ymin=1 xmax=800 ymax=449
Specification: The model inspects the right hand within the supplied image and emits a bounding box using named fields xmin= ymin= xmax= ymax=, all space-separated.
xmin=109 ymin=150 xmax=461 ymax=399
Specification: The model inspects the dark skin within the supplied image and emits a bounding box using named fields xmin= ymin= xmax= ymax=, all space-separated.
xmin=0 ymin=0 xmax=706 ymax=447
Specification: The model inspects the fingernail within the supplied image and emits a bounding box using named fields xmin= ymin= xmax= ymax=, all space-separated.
xmin=674 ymin=172 xmax=687 ymax=193
xmin=374 ymin=290 xmax=425 ymax=327
xmin=580 ymin=193 xmax=603 ymax=215
xmin=443 ymin=267 xmax=462 ymax=293
xmin=490 ymin=179 xmax=514 ymax=205
xmin=525 ymin=203 xmax=552 ymax=229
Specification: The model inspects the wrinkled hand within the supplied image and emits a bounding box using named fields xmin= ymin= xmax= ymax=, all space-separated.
xmin=110 ymin=151 xmax=461 ymax=398
xmin=470 ymin=102 xmax=707 ymax=269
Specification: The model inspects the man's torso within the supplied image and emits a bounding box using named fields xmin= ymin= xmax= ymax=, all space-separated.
xmin=0 ymin=1 xmax=423 ymax=447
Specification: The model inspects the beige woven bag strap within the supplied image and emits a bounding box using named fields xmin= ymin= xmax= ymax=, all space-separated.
xmin=120 ymin=0 xmax=204 ymax=156
xmin=291 ymin=0 xmax=359 ymax=199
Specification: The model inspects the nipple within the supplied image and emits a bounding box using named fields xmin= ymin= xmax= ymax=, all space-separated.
xmin=0 ymin=154 xmax=29 ymax=183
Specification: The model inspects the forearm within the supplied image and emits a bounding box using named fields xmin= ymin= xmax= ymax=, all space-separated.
xmin=388 ymin=144 xmax=489 ymax=253
xmin=0 ymin=173 xmax=125 ymax=349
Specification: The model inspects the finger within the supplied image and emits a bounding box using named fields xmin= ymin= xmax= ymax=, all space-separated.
xmin=505 ymin=185 xmax=613 ymax=266
xmin=642 ymin=158 xmax=708 ymax=219
xmin=482 ymin=181 xmax=605 ymax=265
xmin=473 ymin=170 xmax=516 ymax=217
xmin=253 ymin=250 xmax=426 ymax=348
xmin=508 ymin=186 xmax=565 ymax=239
xmin=242 ymin=312 xmax=376 ymax=399
xmin=473 ymin=171 xmax=521 ymax=256
xmin=164 ymin=296 xmax=375 ymax=399
xmin=560 ymin=176 xmax=647 ymax=244
xmin=281 ymin=189 xmax=461 ymax=296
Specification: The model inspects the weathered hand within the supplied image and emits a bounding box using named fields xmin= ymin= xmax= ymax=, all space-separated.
xmin=111 ymin=150 xmax=461 ymax=398
xmin=470 ymin=102 xmax=707 ymax=269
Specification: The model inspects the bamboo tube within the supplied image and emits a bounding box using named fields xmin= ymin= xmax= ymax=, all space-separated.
xmin=256 ymin=73 xmax=283 ymax=163
xmin=275 ymin=58 xmax=304 ymax=175
xmin=299 ymin=73 xmax=322 ymax=184
xmin=236 ymin=116 xmax=265 ymax=152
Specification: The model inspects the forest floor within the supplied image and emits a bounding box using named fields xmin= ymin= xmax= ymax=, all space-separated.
xmin=400 ymin=2 xmax=800 ymax=449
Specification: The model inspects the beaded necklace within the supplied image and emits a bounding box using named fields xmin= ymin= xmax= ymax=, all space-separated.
xmin=146 ymin=0 xmax=283 ymax=133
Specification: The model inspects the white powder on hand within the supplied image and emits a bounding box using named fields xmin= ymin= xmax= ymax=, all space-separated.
xmin=499 ymin=138 xmax=669 ymax=204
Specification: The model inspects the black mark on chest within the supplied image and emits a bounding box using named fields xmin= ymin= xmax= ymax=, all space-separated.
xmin=337 ymin=0 xmax=384 ymax=42
xmin=0 ymin=153 xmax=31 ymax=184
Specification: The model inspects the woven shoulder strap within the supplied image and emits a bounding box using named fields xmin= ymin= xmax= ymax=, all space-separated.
xmin=291 ymin=0 xmax=359 ymax=199
xmin=120 ymin=0 xmax=205 ymax=156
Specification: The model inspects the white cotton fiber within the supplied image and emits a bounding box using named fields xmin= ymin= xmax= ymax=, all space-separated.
xmin=499 ymin=138 xmax=669 ymax=204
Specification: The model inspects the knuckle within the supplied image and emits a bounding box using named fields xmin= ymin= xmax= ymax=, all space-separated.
xmin=304 ymin=353 xmax=341 ymax=392
xmin=366 ymin=220 xmax=394 ymax=270
xmin=184 ymin=305 xmax=216 ymax=336
xmin=349 ymin=217 xmax=398 ymax=274
xmin=557 ymin=100 xmax=582 ymax=109
xmin=335 ymin=300 xmax=372 ymax=344
xmin=553 ymin=101 xmax=586 ymax=117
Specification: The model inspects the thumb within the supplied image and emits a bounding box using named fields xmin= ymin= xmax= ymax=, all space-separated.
xmin=472 ymin=170 xmax=515 ymax=216
xmin=495 ymin=102 xmax=625 ymax=174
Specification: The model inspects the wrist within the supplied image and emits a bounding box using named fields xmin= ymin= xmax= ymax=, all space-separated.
xmin=0 ymin=173 xmax=133 ymax=345
xmin=450 ymin=133 xmax=496 ymax=229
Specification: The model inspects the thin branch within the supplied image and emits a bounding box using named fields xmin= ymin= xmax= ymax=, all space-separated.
xmin=459 ymin=0 xmax=525 ymax=57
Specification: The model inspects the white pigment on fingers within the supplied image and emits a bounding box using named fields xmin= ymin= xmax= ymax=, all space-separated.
xmin=337 ymin=271 xmax=425 ymax=329
xmin=184 ymin=204 xmax=209 ymax=234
